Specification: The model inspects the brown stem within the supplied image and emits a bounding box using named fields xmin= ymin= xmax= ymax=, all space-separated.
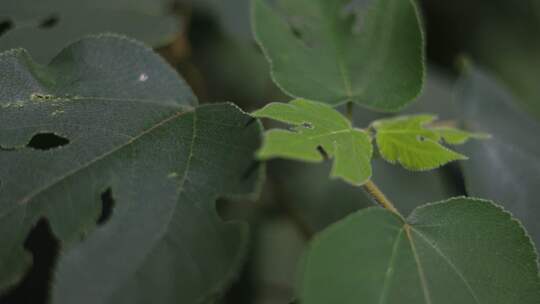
xmin=362 ymin=180 xmax=401 ymax=216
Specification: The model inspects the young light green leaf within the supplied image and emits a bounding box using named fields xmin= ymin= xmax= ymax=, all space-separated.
xmin=253 ymin=99 xmax=372 ymax=186
xmin=252 ymin=0 xmax=425 ymax=111
xmin=300 ymin=197 xmax=540 ymax=304
xmin=434 ymin=127 xmax=490 ymax=145
xmin=0 ymin=0 xmax=179 ymax=63
xmin=0 ymin=34 xmax=263 ymax=304
xmin=372 ymin=115 xmax=479 ymax=170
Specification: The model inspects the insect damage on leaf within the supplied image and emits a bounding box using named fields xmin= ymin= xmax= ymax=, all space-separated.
xmin=372 ymin=114 xmax=488 ymax=171
xmin=253 ymin=99 xmax=372 ymax=186
xmin=252 ymin=0 xmax=425 ymax=111
xmin=0 ymin=34 xmax=264 ymax=304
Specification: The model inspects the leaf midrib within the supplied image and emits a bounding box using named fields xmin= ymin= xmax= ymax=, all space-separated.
xmin=318 ymin=1 xmax=352 ymax=100
xmin=17 ymin=107 xmax=194 ymax=205
xmin=382 ymin=223 xmax=482 ymax=304
xmin=412 ymin=228 xmax=481 ymax=304
xmin=109 ymin=109 xmax=200 ymax=303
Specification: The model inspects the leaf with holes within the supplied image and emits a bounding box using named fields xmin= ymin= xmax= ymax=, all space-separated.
xmin=372 ymin=115 xmax=485 ymax=171
xmin=300 ymin=197 xmax=540 ymax=304
xmin=0 ymin=0 xmax=179 ymax=63
xmin=457 ymin=66 xmax=540 ymax=247
xmin=252 ymin=0 xmax=425 ymax=111
xmin=253 ymin=99 xmax=372 ymax=185
xmin=0 ymin=34 xmax=264 ymax=304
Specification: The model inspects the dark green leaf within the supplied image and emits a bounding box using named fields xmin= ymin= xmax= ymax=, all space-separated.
xmin=300 ymin=198 xmax=540 ymax=304
xmin=0 ymin=0 xmax=180 ymax=63
xmin=456 ymin=67 xmax=540 ymax=246
xmin=252 ymin=0 xmax=425 ymax=111
xmin=0 ymin=34 xmax=263 ymax=304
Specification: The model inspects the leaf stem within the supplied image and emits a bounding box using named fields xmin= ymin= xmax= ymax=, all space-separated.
xmin=363 ymin=180 xmax=401 ymax=215
xmin=346 ymin=101 xmax=353 ymax=121
xmin=345 ymin=103 xmax=401 ymax=216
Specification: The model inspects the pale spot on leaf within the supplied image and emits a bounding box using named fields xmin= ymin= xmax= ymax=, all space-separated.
xmin=138 ymin=73 xmax=149 ymax=82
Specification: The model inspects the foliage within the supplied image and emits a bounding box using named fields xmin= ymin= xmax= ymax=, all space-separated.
xmin=372 ymin=115 xmax=486 ymax=171
xmin=457 ymin=66 xmax=540 ymax=246
xmin=1 ymin=0 xmax=540 ymax=304
xmin=252 ymin=0 xmax=425 ymax=111
xmin=0 ymin=0 xmax=179 ymax=63
xmin=0 ymin=34 xmax=263 ymax=303
xmin=253 ymin=99 xmax=372 ymax=185
xmin=301 ymin=198 xmax=540 ymax=304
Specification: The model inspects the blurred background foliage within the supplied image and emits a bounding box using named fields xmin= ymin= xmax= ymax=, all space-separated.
xmin=1 ymin=0 xmax=539 ymax=303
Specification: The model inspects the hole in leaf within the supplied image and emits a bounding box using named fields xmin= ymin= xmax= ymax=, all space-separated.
xmin=302 ymin=122 xmax=313 ymax=129
xmin=0 ymin=219 xmax=60 ymax=304
xmin=417 ymin=135 xmax=426 ymax=142
xmin=97 ymin=188 xmax=115 ymax=225
xmin=39 ymin=15 xmax=59 ymax=28
xmin=0 ymin=20 xmax=13 ymax=37
xmin=27 ymin=133 xmax=69 ymax=150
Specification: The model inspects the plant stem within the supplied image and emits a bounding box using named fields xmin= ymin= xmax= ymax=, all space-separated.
xmin=345 ymin=102 xmax=401 ymax=215
xmin=363 ymin=180 xmax=401 ymax=215
xmin=346 ymin=101 xmax=353 ymax=121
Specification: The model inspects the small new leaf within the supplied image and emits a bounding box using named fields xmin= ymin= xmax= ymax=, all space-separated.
xmin=253 ymin=99 xmax=372 ymax=186
xmin=434 ymin=127 xmax=491 ymax=145
xmin=373 ymin=115 xmax=486 ymax=171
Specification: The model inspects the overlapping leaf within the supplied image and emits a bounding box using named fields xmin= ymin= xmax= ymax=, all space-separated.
xmin=0 ymin=34 xmax=263 ymax=304
xmin=372 ymin=115 xmax=483 ymax=170
xmin=457 ymin=66 xmax=540 ymax=246
xmin=253 ymin=99 xmax=372 ymax=185
xmin=252 ymin=0 xmax=425 ymax=111
xmin=0 ymin=0 xmax=180 ymax=63
xmin=300 ymin=198 xmax=540 ymax=304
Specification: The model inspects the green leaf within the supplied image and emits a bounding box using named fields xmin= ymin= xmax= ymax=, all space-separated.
xmin=253 ymin=99 xmax=372 ymax=185
xmin=252 ymin=0 xmax=425 ymax=111
xmin=434 ymin=127 xmax=490 ymax=145
xmin=0 ymin=34 xmax=264 ymax=304
xmin=300 ymin=197 xmax=540 ymax=304
xmin=457 ymin=66 xmax=540 ymax=246
xmin=372 ymin=115 xmax=476 ymax=170
xmin=0 ymin=0 xmax=180 ymax=63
